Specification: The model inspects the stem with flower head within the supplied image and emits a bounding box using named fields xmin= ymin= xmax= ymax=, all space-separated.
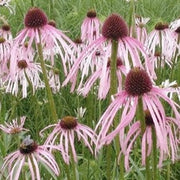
xmin=37 ymin=31 xmax=58 ymax=122
xmin=106 ymin=39 xmax=119 ymax=180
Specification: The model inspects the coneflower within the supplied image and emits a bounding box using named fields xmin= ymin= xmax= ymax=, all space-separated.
xmin=81 ymin=10 xmax=101 ymax=44
xmin=40 ymin=116 xmax=96 ymax=164
xmin=78 ymin=57 xmax=127 ymax=99
xmin=63 ymin=13 xmax=152 ymax=88
xmin=0 ymin=116 xmax=29 ymax=134
xmin=1 ymin=135 xmax=60 ymax=180
xmin=96 ymin=67 xmax=180 ymax=152
xmin=10 ymin=7 xmax=76 ymax=76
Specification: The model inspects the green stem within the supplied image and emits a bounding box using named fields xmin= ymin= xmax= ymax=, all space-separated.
xmin=49 ymin=0 xmax=53 ymax=18
xmin=128 ymin=0 xmax=136 ymax=38
xmin=106 ymin=39 xmax=119 ymax=180
xmin=31 ymin=0 xmax=34 ymax=6
xmin=136 ymin=97 xmax=146 ymax=134
xmin=119 ymin=155 xmax=125 ymax=180
xmin=109 ymin=40 xmax=118 ymax=97
xmin=64 ymin=163 xmax=71 ymax=180
xmin=145 ymin=145 xmax=151 ymax=180
xmin=37 ymin=31 xmax=58 ymax=122
xmin=166 ymin=162 xmax=170 ymax=180
xmin=71 ymin=153 xmax=77 ymax=180
xmin=86 ymin=90 xmax=94 ymax=127
xmin=146 ymin=139 xmax=152 ymax=180
xmin=152 ymin=127 xmax=157 ymax=180
xmin=170 ymin=35 xmax=180 ymax=81
xmin=156 ymin=32 xmax=162 ymax=84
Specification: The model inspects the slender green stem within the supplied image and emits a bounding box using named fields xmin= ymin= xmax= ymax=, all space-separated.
xmin=152 ymin=127 xmax=157 ymax=180
xmin=106 ymin=39 xmax=119 ymax=180
xmin=136 ymin=97 xmax=146 ymax=134
xmin=31 ymin=0 xmax=34 ymax=6
xmin=86 ymin=89 xmax=94 ymax=127
xmin=145 ymin=144 xmax=151 ymax=180
xmin=170 ymin=35 xmax=180 ymax=81
xmin=109 ymin=40 xmax=118 ymax=97
xmin=128 ymin=0 xmax=136 ymax=38
xmin=119 ymin=155 xmax=125 ymax=180
xmin=145 ymin=159 xmax=150 ymax=180
xmin=37 ymin=31 xmax=58 ymax=122
xmin=64 ymin=163 xmax=71 ymax=180
xmin=71 ymin=152 xmax=77 ymax=180
xmin=166 ymin=162 xmax=170 ymax=180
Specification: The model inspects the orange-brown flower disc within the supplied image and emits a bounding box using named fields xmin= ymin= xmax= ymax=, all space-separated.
xmin=60 ymin=116 xmax=78 ymax=129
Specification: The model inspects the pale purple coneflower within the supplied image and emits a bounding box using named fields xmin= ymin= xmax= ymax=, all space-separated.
xmin=1 ymin=135 xmax=60 ymax=180
xmin=116 ymin=110 xmax=180 ymax=170
xmin=74 ymin=107 xmax=87 ymax=119
xmin=63 ymin=13 xmax=153 ymax=87
xmin=81 ymin=10 xmax=101 ymax=44
xmin=145 ymin=22 xmax=176 ymax=62
xmin=0 ymin=24 xmax=12 ymax=74
xmin=48 ymin=68 xmax=61 ymax=93
xmin=0 ymin=116 xmax=29 ymax=134
xmin=5 ymin=46 xmax=44 ymax=98
xmin=161 ymin=79 xmax=180 ymax=101
xmin=95 ymin=67 xmax=180 ymax=153
xmin=78 ymin=57 xmax=127 ymax=99
xmin=134 ymin=15 xmax=150 ymax=44
xmin=0 ymin=0 xmax=13 ymax=13
xmin=40 ymin=116 xmax=96 ymax=164
xmin=170 ymin=17 xmax=180 ymax=31
xmin=171 ymin=27 xmax=180 ymax=61
xmin=10 ymin=7 xmax=76 ymax=76
xmin=69 ymin=38 xmax=106 ymax=92
xmin=150 ymin=51 xmax=173 ymax=71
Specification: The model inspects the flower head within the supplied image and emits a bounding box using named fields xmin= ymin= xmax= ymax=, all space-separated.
xmin=78 ymin=57 xmax=127 ymax=99
xmin=11 ymin=7 xmax=76 ymax=76
xmin=133 ymin=15 xmax=150 ymax=44
xmin=1 ymin=135 xmax=60 ymax=180
xmin=0 ymin=116 xmax=28 ymax=134
xmin=145 ymin=22 xmax=176 ymax=67
xmin=63 ymin=14 xmax=152 ymax=89
xmin=40 ymin=116 xmax=96 ymax=163
xmin=81 ymin=10 xmax=101 ymax=44
xmin=102 ymin=13 xmax=128 ymax=40
xmin=118 ymin=111 xmax=180 ymax=170
xmin=0 ymin=24 xmax=12 ymax=74
xmin=24 ymin=7 xmax=48 ymax=28
xmin=5 ymin=46 xmax=44 ymax=98
xmin=96 ymin=67 xmax=180 ymax=152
